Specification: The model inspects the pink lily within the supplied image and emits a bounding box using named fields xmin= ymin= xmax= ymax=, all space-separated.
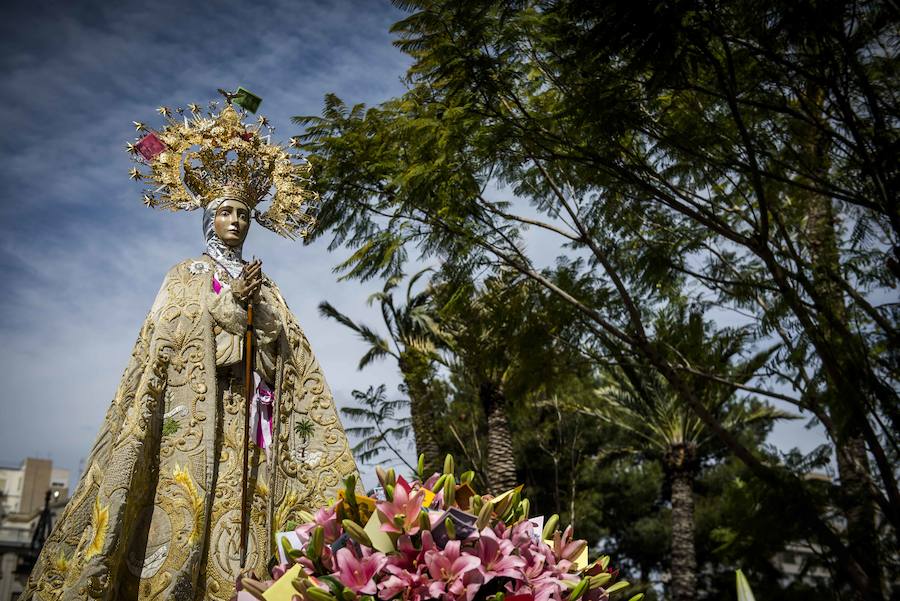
xmin=424 ymin=540 xmax=482 ymax=601
xmin=507 ymin=578 xmax=564 ymax=601
xmin=507 ymin=520 xmax=539 ymax=551
xmin=270 ymin=563 xmax=289 ymax=580
xmin=378 ymin=564 xmax=430 ymax=601
xmin=474 ymin=528 xmax=526 ymax=584
xmin=377 ymin=485 xmax=426 ymax=535
xmin=389 ymin=534 xmax=430 ymax=572
xmin=552 ymin=525 xmax=587 ymax=565
xmin=510 ymin=545 xmax=567 ymax=601
xmin=295 ymin=506 xmax=342 ymax=544
xmin=332 ymin=547 xmax=388 ymax=595
xmin=298 ymin=545 xmax=335 ymax=573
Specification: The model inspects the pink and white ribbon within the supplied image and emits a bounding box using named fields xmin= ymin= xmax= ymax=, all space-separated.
xmin=249 ymin=372 xmax=274 ymax=458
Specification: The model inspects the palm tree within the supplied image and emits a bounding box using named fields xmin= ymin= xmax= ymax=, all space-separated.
xmin=294 ymin=418 xmax=315 ymax=457
xmin=576 ymin=306 xmax=791 ymax=601
xmin=340 ymin=385 xmax=415 ymax=471
xmin=437 ymin=270 xmax=561 ymax=493
xmin=319 ymin=269 xmax=446 ymax=472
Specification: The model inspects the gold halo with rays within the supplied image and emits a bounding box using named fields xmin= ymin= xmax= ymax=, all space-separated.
xmin=127 ymin=100 xmax=319 ymax=240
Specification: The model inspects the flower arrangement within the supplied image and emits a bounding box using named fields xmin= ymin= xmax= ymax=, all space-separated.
xmin=237 ymin=455 xmax=641 ymax=601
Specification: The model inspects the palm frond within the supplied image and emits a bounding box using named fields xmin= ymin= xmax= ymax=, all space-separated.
xmin=318 ymin=301 xmax=364 ymax=334
xmin=358 ymin=345 xmax=392 ymax=369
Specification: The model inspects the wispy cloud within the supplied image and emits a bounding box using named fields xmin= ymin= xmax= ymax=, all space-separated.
xmin=0 ymin=0 xmax=413 ymax=489
xmin=0 ymin=0 xmax=826 ymax=492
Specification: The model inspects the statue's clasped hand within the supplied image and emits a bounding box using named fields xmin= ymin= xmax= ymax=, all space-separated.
xmin=232 ymin=258 xmax=263 ymax=305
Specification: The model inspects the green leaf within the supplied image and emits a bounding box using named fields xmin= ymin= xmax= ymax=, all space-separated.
xmin=735 ymin=570 xmax=757 ymax=601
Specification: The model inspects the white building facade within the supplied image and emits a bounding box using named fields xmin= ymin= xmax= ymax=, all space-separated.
xmin=0 ymin=459 xmax=70 ymax=601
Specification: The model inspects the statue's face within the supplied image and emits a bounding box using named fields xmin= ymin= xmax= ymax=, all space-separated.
xmin=214 ymin=199 xmax=251 ymax=247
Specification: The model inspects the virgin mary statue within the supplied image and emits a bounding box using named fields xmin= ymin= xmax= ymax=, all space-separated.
xmin=23 ymin=97 xmax=359 ymax=601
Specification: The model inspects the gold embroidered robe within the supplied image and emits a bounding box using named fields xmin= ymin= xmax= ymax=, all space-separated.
xmin=22 ymin=256 xmax=359 ymax=601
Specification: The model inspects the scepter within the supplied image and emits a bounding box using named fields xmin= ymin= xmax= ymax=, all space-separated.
xmin=240 ymin=298 xmax=254 ymax=569
xmin=217 ymin=86 xmax=265 ymax=571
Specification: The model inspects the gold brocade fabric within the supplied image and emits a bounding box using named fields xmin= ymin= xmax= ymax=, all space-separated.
xmin=22 ymin=257 xmax=359 ymax=601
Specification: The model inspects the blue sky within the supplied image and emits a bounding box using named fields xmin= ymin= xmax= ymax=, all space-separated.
xmin=0 ymin=0 xmax=414 ymax=489
xmin=0 ymin=0 xmax=827 ymax=493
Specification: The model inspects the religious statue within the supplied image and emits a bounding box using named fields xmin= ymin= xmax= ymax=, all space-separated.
xmin=22 ymin=95 xmax=360 ymax=601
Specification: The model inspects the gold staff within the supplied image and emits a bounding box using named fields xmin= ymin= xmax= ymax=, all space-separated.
xmin=240 ymin=297 xmax=255 ymax=569
xmin=236 ymin=257 xmax=261 ymax=571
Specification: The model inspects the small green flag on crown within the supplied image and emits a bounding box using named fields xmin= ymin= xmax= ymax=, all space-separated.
xmin=233 ymin=86 xmax=262 ymax=113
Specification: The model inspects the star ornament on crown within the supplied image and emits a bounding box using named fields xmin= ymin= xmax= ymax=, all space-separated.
xmin=126 ymin=87 xmax=319 ymax=239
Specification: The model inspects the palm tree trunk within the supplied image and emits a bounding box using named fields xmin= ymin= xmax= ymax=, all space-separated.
xmin=400 ymin=352 xmax=442 ymax=475
xmin=479 ymin=381 xmax=517 ymax=493
xmin=668 ymin=463 xmax=697 ymax=601
xmin=407 ymin=385 xmax=441 ymax=474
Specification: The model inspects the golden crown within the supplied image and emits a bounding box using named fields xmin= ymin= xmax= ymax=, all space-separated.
xmin=127 ymin=95 xmax=319 ymax=239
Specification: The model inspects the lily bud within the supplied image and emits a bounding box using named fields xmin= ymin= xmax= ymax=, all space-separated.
xmin=443 ymin=454 xmax=454 ymax=476
xmin=605 ymin=581 xmax=631 ymax=594
xmin=569 ymin=578 xmax=589 ymax=600
xmin=542 ymin=514 xmax=559 ymax=539
xmin=419 ymin=511 xmax=432 ymax=532
xmin=342 ymin=519 xmax=373 ymax=547
xmin=444 ymin=516 xmax=456 ymax=540
xmin=518 ymin=498 xmax=530 ymax=521
xmin=476 ymin=500 xmax=494 ymax=530
xmin=307 ymin=525 xmax=324 ymax=560
xmin=443 ymin=475 xmax=456 ymax=507
xmin=589 ymin=573 xmax=612 ymax=588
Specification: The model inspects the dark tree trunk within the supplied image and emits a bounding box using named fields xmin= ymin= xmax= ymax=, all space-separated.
xmin=399 ymin=352 xmax=442 ymax=476
xmin=835 ymin=433 xmax=883 ymax=601
xmin=666 ymin=444 xmax=697 ymax=601
xmin=804 ymin=120 xmax=885 ymax=599
xmin=669 ymin=469 xmax=696 ymax=601
xmin=479 ymin=381 xmax=517 ymax=493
